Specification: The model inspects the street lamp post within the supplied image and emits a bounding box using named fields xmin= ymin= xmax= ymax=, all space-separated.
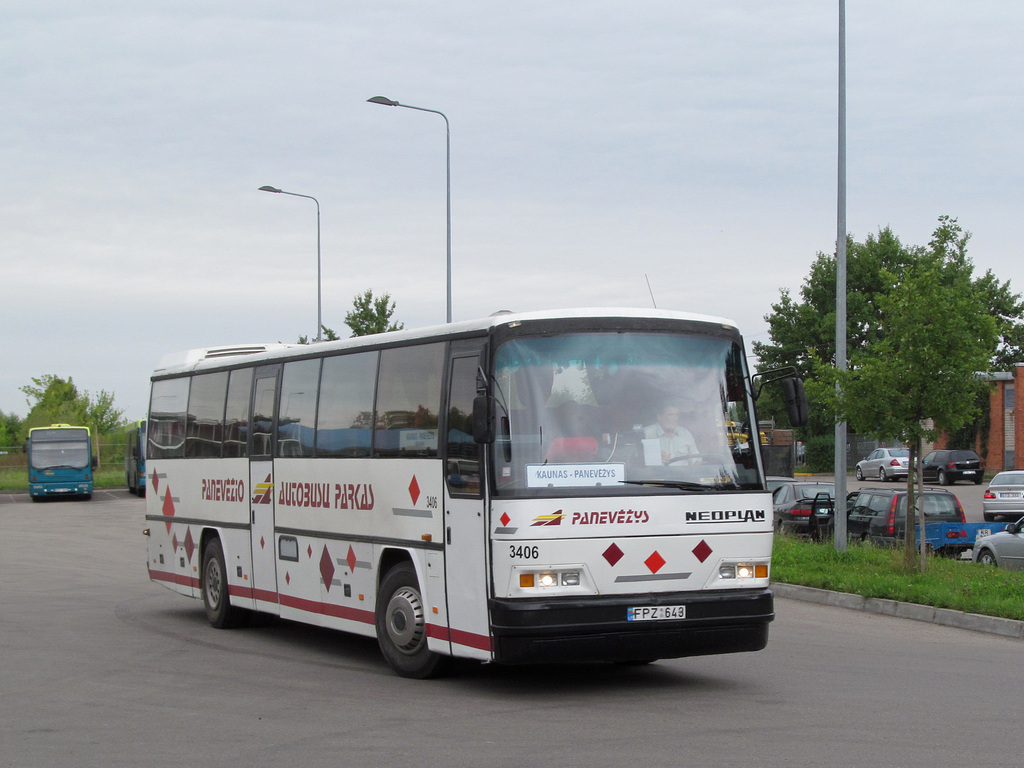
xmin=367 ymin=96 xmax=452 ymax=324
xmin=259 ymin=185 xmax=323 ymax=342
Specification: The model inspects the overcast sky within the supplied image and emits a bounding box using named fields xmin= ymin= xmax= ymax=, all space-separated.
xmin=3 ymin=1 xmax=1022 ymax=422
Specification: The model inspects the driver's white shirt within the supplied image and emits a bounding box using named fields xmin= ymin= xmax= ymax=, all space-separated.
xmin=643 ymin=423 xmax=698 ymax=463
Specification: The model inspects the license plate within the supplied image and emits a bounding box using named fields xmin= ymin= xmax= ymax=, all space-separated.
xmin=998 ymin=492 xmax=1021 ymax=498
xmin=628 ymin=605 xmax=686 ymax=621
xmin=977 ymin=529 xmax=992 ymax=538
xmin=962 ymin=470 xmax=976 ymax=475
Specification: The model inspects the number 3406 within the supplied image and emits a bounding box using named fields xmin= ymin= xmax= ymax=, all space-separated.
xmin=509 ymin=545 xmax=539 ymax=559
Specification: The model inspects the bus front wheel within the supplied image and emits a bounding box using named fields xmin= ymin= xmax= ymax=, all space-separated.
xmin=202 ymin=538 xmax=245 ymax=629
xmin=376 ymin=562 xmax=444 ymax=679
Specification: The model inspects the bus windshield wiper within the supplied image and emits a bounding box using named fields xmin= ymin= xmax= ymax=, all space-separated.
xmin=620 ymin=479 xmax=719 ymax=492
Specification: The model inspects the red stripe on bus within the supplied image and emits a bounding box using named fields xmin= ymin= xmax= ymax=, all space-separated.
xmin=149 ymin=569 xmax=200 ymax=590
xmin=428 ymin=623 xmax=492 ymax=651
xmin=449 ymin=626 xmax=493 ymax=652
xmin=151 ymin=573 xmax=489 ymax=651
xmin=279 ymin=593 xmax=376 ymax=625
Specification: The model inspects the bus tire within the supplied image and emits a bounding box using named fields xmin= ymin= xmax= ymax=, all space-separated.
xmin=376 ymin=562 xmax=444 ymax=679
xmin=202 ymin=538 xmax=245 ymax=629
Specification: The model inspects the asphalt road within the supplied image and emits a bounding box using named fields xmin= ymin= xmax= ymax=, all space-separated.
xmin=2 ymin=491 xmax=1020 ymax=768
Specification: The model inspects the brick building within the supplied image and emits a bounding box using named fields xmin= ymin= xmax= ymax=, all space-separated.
xmin=933 ymin=363 xmax=1023 ymax=472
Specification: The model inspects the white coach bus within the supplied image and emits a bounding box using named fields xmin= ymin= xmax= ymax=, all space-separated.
xmin=144 ymin=308 xmax=806 ymax=677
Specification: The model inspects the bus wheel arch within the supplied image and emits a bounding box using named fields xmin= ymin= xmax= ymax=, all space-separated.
xmin=375 ymin=557 xmax=444 ymax=679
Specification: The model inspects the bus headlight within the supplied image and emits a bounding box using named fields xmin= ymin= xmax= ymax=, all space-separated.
xmin=514 ymin=567 xmax=587 ymax=593
xmin=719 ymin=562 xmax=769 ymax=580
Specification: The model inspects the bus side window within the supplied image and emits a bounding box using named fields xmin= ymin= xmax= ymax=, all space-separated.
xmin=316 ymin=352 xmax=377 ymax=457
xmin=223 ymin=368 xmax=253 ymax=458
xmin=149 ymin=378 xmax=189 ymax=459
xmin=185 ymin=371 xmax=228 ymax=458
xmin=375 ymin=343 xmax=444 ymax=458
xmin=446 ymin=356 xmax=482 ymax=496
xmin=277 ymin=359 xmax=320 ymax=458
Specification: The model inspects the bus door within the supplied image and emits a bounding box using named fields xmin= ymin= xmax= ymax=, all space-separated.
xmin=249 ymin=365 xmax=281 ymax=609
xmin=442 ymin=347 xmax=492 ymax=660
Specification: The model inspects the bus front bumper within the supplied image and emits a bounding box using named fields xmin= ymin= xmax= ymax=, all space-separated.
xmin=488 ymin=588 xmax=773 ymax=665
xmin=29 ymin=482 xmax=91 ymax=497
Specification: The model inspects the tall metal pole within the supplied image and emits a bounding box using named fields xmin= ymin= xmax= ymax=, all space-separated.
xmin=834 ymin=0 xmax=848 ymax=551
xmin=259 ymin=186 xmax=323 ymax=342
xmin=368 ymin=96 xmax=452 ymax=323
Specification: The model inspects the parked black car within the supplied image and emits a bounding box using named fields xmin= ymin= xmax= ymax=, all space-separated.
xmin=920 ymin=449 xmax=984 ymax=485
xmin=845 ymin=487 xmax=966 ymax=546
xmin=772 ymin=482 xmax=835 ymax=534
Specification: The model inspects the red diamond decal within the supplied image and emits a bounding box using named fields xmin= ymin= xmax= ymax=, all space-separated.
xmin=150 ymin=469 xmax=159 ymax=494
xmin=692 ymin=540 xmax=713 ymax=563
xmin=408 ymin=476 xmax=420 ymax=505
xmin=645 ymin=551 xmax=666 ymax=573
xmin=260 ymin=536 xmax=266 ymax=549
xmin=285 ymin=572 xmax=291 ymax=585
xmin=500 ymin=512 xmax=511 ymax=527
xmin=162 ymin=489 xmax=175 ymax=533
xmin=172 ymin=533 xmax=178 ymax=551
xmin=603 ymin=543 xmax=624 ymax=566
xmin=308 ymin=544 xmax=313 ymax=558
xmin=184 ymin=528 xmax=196 ymax=563
xmin=320 ymin=546 xmax=335 ymax=592
xmin=346 ymin=545 xmax=358 ymax=572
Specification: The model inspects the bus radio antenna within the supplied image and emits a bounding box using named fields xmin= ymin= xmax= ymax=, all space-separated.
xmin=645 ymin=274 xmax=658 ymax=308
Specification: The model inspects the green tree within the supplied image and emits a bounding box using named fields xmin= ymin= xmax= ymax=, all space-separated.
xmin=344 ymin=290 xmax=404 ymax=337
xmin=19 ymin=375 xmax=125 ymax=439
xmin=297 ymin=326 xmax=341 ymax=344
xmin=754 ymin=217 xmax=1023 ymax=450
xmin=0 ymin=409 xmax=23 ymax=447
xmin=812 ymin=220 xmax=998 ymax=571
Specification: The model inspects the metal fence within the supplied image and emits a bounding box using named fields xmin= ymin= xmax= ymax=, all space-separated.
xmin=1 ymin=442 xmax=128 ymax=472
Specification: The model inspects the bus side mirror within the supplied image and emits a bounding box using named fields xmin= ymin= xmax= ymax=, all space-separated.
xmin=472 ymin=395 xmax=494 ymax=444
xmin=781 ymin=378 xmax=809 ymax=428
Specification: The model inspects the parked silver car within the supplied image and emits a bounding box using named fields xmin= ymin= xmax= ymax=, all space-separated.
xmin=982 ymin=471 xmax=1024 ymax=522
xmin=972 ymin=517 xmax=1024 ymax=570
xmin=855 ymin=448 xmax=910 ymax=482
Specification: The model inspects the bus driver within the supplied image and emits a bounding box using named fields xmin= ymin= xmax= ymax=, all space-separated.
xmin=644 ymin=402 xmax=699 ymax=465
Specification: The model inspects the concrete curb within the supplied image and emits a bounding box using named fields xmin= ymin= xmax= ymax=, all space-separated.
xmin=772 ymin=582 xmax=1024 ymax=640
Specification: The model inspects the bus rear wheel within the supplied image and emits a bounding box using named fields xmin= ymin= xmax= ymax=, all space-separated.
xmin=202 ymin=538 xmax=245 ymax=629
xmin=376 ymin=562 xmax=444 ymax=679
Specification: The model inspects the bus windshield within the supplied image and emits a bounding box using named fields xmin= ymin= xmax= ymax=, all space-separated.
xmin=29 ymin=434 xmax=91 ymax=470
xmin=490 ymin=331 xmax=761 ymax=496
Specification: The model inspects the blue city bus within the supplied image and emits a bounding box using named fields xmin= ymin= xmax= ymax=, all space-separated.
xmin=27 ymin=424 xmax=95 ymax=501
xmin=125 ymin=419 xmax=147 ymax=496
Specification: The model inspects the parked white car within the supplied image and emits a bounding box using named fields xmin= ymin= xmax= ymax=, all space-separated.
xmin=982 ymin=471 xmax=1024 ymax=522
xmin=855 ymin=448 xmax=910 ymax=482
xmin=972 ymin=517 xmax=1024 ymax=570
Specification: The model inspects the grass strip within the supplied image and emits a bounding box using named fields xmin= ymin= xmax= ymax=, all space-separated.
xmin=773 ymin=532 xmax=1024 ymax=621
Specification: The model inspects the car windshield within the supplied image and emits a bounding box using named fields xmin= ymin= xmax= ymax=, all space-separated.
xmin=950 ymin=451 xmax=979 ymax=461
xmin=795 ymin=485 xmax=834 ymax=500
xmin=898 ymin=494 xmax=959 ymax=517
xmin=489 ymin=330 xmax=761 ymax=497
